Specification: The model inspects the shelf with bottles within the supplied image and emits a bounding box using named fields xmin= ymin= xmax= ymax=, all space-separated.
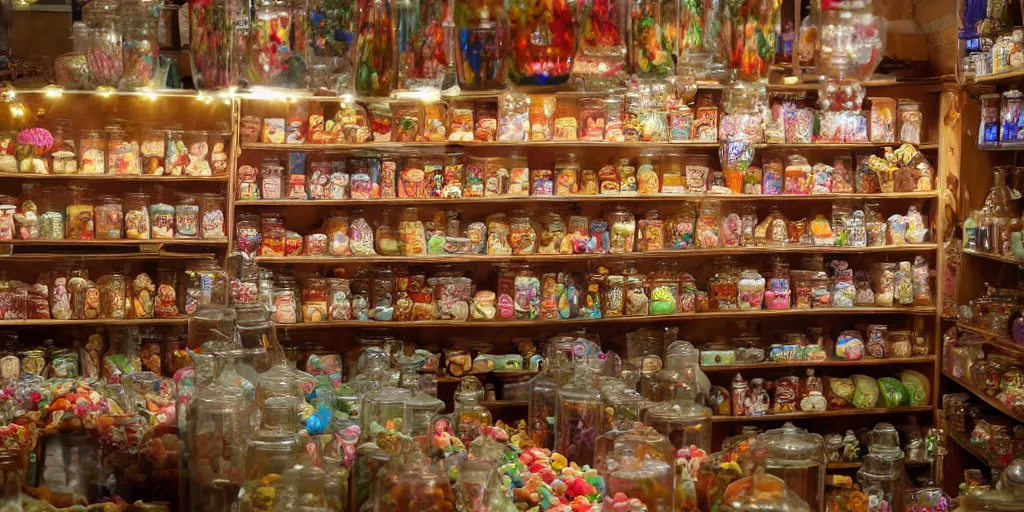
xmin=0 ymin=172 xmax=230 ymax=182
xmin=0 ymin=250 xmax=219 ymax=261
xmin=943 ymin=393 xmax=1024 ymax=470
xmin=236 ymin=81 xmax=927 ymax=149
xmin=699 ymin=356 xmax=936 ymax=373
xmin=241 ymin=140 xmax=941 ymax=152
xmin=711 ymin=406 xmax=933 ymax=422
xmin=948 ymin=431 xmax=1008 ymax=470
xmin=956 ymin=322 xmax=1024 ymax=356
xmin=962 ymin=248 xmax=1023 ymax=265
xmin=943 ymin=370 xmax=1024 ymax=424
xmin=976 ymin=90 xmax=1024 ymax=150
xmin=954 ymin=285 xmax=1024 ymax=355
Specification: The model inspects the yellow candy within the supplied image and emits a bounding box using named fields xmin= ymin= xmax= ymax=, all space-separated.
xmin=550 ymin=453 xmax=567 ymax=472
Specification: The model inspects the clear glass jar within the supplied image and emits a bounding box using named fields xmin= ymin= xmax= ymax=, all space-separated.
xmin=360 ymin=386 xmax=412 ymax=442
xmin=403 ymin=387 xmax=445 ymax=450
xmin=555 ymin=366 xmax=604 ymax=467
xmin=106 ymin=124 xmax=140 ymax=175
xmin=165 ymin=130 xmax=187 ymax=175
xmin=188 ymin=361 xmax=250 ymax=511
xmin=78 ymin=129 xmax=106 ymax=174
xmin=506 ymin=0 xmax=576 ymax=86
xmin=898 ymin=100 xmax=923 ymax=145
xmin=597 ymin=424 xmax=675 ymax=510
xmin=200 ymin=193 xmax=226 ymax=239
xmin=643 ymin=387 xmax=713 ymax=507
xmin=50 ymin=120 xmax=77 ymax=175
xmin=184 ymin=131 xmax=212 ymax=176
xmin=97 ymin=271 xmax=127 ymax=319
xmin=175 ymin=193 xmax=200 ymax=239
xmin=245 ymin=397 xmax=300 ymax=480
xmin=139 ymin=129 xmax=166 ymax=175
xmin=0 ymin=447 xmax=25 ymax=510
xmin=453 ymin=0 xmax=507 ymax=90
xmin=394 ymin=0 xmax=448 ymax=92
xmin=65 ymin=185 xmax=94 ymax=240
xmin=355 ymin=0 xmax=395 ymax=97
xmin=209 ymin=131 xmax=231 ymax=176
xmin=629 ymin=0 xmax=677 ymax=78
xmin=94 ymin=195 xmax=123 ymax=239
xmin=856 ymin=445 xmax=905 ymax=512
xmin=980 ymin=93 xmax=1002 ymax=147
xmin=121 ymin=0 xmax=159 ymax=88
xmin=375 ymin=457 xmax=455 ymax=512
xmin=188 ymin=0 xmax=236 ymax=89
xmin=184 ymin=260 xmax=228 ymax=313
xmin=39 ymin=187 xmax=66 ymax=239
xmin=150 ymin=187 xmax=175 ymax=239
xmin=760 ymin=422 xmax=825 ymax=512
xmin=527 ymin=340 xmax=576 ymax=449
xmin=272 ymin=280 xmax=299 ymax=324
xmin=723 ymin=0 xmax=781 ymax=81
xmin=84 ymin=0 xmax=124 ymax=87
xmin=677 ymin=0 xmax=723 ymax=78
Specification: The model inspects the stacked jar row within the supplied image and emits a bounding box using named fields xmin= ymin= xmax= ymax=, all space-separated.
xmin=2 ymin=124 xmax=231 ymax=177
xmin=235 ymin=203 xmax=931 ymax=259
xmin=0 ymin=186 xmax=226 ymax=241
xmin=0 ymin=260 xmax=224 ymax=320
xmin=238 ymin=146 xmax=935 ymax=203
xmin=241 ymin=256 xmax=932 ymax=325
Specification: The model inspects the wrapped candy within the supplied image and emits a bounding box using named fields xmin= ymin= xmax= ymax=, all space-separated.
xmin=356 ymin=0 xmax=396 ymax=96
xmin=394 ymin=0 xmax=449 ymax=92
xmin=506 ymin=0 xmax=576 ymax=86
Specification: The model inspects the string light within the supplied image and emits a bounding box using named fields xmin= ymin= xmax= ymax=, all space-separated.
xmin=42 ymin=85 xmax=63 ymax=98
xmin=96 ymin=86 xmax=116 ymax=98
xmin=9 ymin=103 xmax=25 ymax=117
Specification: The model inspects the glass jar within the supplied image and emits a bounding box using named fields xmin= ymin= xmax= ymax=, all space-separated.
xmin=555 ymin=367 xmax=604 ymax=467
xmin=709 ymin=259 xmax=740 ymax=310
xmin=175 ymin=194 xmax=200 ymax=239
xmin=165 ymin=130 xmax=187 ymax=175
xmin=184 ymin=131 xmax=212 ymax=176
xmin=200 ymin=193 xmax=226 ymax=239
xmin=307 ymin=0 xmax=357 ymax=94
xmin=723 ymin=0 xmax=781 ymax=81
xmin=39 ymin=187 xmax=66 ymax=240
xmin=394 ymin=0 xmax=448 ymax=92
xmin=597 ymin=425 xmax=675 ymax=511
xmin=272 ymin=281 xmax=299 ymax=324
xmin=573 ymin=0 xmax=627 ymax=90
xmin=65 ymin=185 xmax=95 ymax=240
xmin=84 ymin=0 xmax=124 ymax=87
xmin=121 ymin=0 xmax=159 ymax=88
xmin=856 ymin=445 xmax=905 ymax=512
xmin=738 ymin=269 xmax=765 ymax=310
xmin=139 ymin=129 xmax=166 ymax=175
xmin=644 ymin=389 xmax=711 ymax=511
xmin=898 ymin=100 xmax=923 ymax=145
xmin=608 ymin=207 xmax=636 ymax=253
xmin=760 ymin=422 xmax=825 ymax=512
xmin=188 ymin=363 xmax=250 ymax=510
xmin=94 ymin=195 xmax=123 ymax=239
xmin=245 ymin=397 xmax=300 ymax=482
xmin=403 ymin=388 xmax=445 ymax=450
xmin=106 ymin=124 xmax=140 ymax=175
xmin=150 ymin=187 xmax=175 ymax=239
xmin=50 ymin=120 xmax=77 ymax=175
xmin=78 ymin=130 xmax=106 ymax=174
xmin=453 ymin=0 xmax=507 ymax=90
xmin=188 ymin=0 xmax=235 ymax=89
xmin=245 ymin=0 xmax=300 ymax=88
xmin=360 ymin=386 xmax=411 ymax=443
xmin=355 ymin=0 xmax=395 ymax=97
xmin=629 ymin=0 xmax=677 ymax=78
xmin=209 ymin=131 xmax=231 ymax=175
xmin=183 ymin=260 xmax=228 ymax=313
xmin=97 ymin=272 xmax=127 ymax=319
xmin=375 ymin=458 xmax=455 ymax=512
xmin=506 ymin=0 xmax=577 ymax=86
xmin=527 ymin=340 xmax=576 ymax=449
xmin=454 ymin=376 xmax=492 ymax=444
xmin=677 ymin=0 xmax=723 ymax=78
xmin=980 ymin=94 xmax=1001 ymax=147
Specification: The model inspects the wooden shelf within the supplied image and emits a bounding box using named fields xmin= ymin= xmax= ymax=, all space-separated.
xmin=970 ymin=68 xmax=1024 ymax=85
xmin=826 ymin=462 xmax=864 ymax=469
xmin=482 ymin=401 xmax=529 ymax=409
xmin=236 ymin=191 xmax=939 ymax=208
xmin=0 ymin=318 xmax=187 ymax=327
xmin=962 ymin=248 xmax=1021 ymax=265
xmin=712 ymin=405 xmax=933 ymax=422
xmin=0 ymin=239 xmax=229 ymax=247
xmin=242 ymin=141 xmax=937 ymax=152
xmin=699 ymin=355 xmax=935 ymax=373
xmin=0 ymin=172 xmax=229 ymax=182
xmin=943 ymin=370 xmax=1024 ymax=423
xmin=0 ymin=250 xmax=217 ymax=261
xmin=948 ymin=431 xmax=1006 ymax=469
xmin=258 ymin=244 xmax=939 ymax=266
xmin=956 ymin=323 xmax=1024 ymax=356
xmin=274 ymin=306 xmax=936 ymax=331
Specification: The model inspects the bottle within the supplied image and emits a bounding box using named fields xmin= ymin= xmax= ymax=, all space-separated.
xmin=453 ymin=376 xmax=491 ymax=445
xmin=526 ymin=340 xmax=576 ymax=448
xmin=554 ymin=362 xmax=605 ymax=467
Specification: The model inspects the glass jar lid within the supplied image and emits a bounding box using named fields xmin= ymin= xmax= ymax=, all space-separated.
xmin=758 ymin=422 xmax=824 ymax=466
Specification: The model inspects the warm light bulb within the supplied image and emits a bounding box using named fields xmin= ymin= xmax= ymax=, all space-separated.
xmin=43 ymin=85 xmax=63 ymax=98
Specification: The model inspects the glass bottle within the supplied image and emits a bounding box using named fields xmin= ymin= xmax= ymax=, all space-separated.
xmin=644 ymin=387 xmax=710 ymax=512
xmin=454 ymin=376 xmax=492 ymax=445
xmin=121 ymin=0 xmax=159 ymax=88
xmin=527 ymin=339 xmax=576 ymax=449
xmin=246 ymin=396 xmax=301 ymax=480
xmin=596 ymin=424 xmax=675 ymax=510
xmin=394 ymin=0 xmax=449 ymax=92
xmin=506 ymin=0 xmax=577 ymax=86
xmin=453 ymin=0 xmax=507 ymax=90
xmin=759 ymin=422 xmax=825 ymax=512
xmin=629 ymin=0 xmax=677 ymax=78
xmin=573 ymin=0 xmax=628 ymax=90
xmin=308 ymin=0 xmax=357 ymax=94
xmin=83 ymin=0 xmax=124 ymax=87
xmin=355 ymin=0 xmax=395 ymax=96
xmin=554 ymin=362 xmax=604 ymax=467
xmin=722 ymin=0 xmax=781 ymax=82
xmin=677 ymin=0 xmax=723 ymax=79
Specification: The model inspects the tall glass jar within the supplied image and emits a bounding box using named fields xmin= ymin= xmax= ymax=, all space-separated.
xmin=0 ymin=446 xmax=25 ymax=510
xmin=554 ymin=364 xmax=604 ymax=467
xmin=39 ymin=187 xmax=65 ymax=240
xmin=403 ymin=385 xmax=445 ymax=450
xmin=644 ymin=387 xmax=710 ymax=512
xmin=200 ymin=193 xmax=226 ymax=239
xmin=355 ymin=0 xmax=396 ymax=97
xmin=759 ymin=422 xmax=825 ymax=512
xmin=375 ymin=457 xmax=456 ymax=512
xmin=94 ymin=195 xmax=123 ymax=239
xmin=722 ymin=0 xmax=781 ymax=81
xmin=188 ymin=0 xmax=239 ymax=89
xmin=78 ymin=129 xmax=106 ymax=175
xmin=677 ymin=0 xmax=723 ymax=79
xmin=598 ymin=425 xmax=675 ymax=510
xmin=527 ymin=340 xmax=576 ymax=448
xmin=453 ymin=0 xmax=507 ymax=90
xmin=308 ymin=0 xmax=357 ymax=94
xmin=573 ymin=0 xmax=628 ymax=90
xmin=454 ymin=376 xmax=492 ymax=444
xmin=121 ymin=0 xmax=159 ymax=88
xmin=856 ymin=445 xmax=905 ymax=512
xmin=629 ymin=0 xmax=677 ymax=78
xmin=507 ymin=0 xmax=577 ymax=86
xmin=65 ymin=185 xmax=94 ymax=240
xmin=175 ymin=193 xmax=200 ymax=239
xmin=188 ymin=360 xmax=250 ymax=511
xmin=394 ymin=0 xmax=449 ymax=92
xmin=84 ymin=0 xmax=124 ymax=87
xmin=246 ymin=396 xmax=300 ymax=480
xmin=360 ymin=386 xmax=412 ymax=442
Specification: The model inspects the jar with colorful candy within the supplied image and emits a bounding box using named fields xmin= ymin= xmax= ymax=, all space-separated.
xmin=453 ymin=0 xmax=508 ymax=90
xmin=629 ymin=0 xmax=678 ymax=78
xmin=394 ymin=0 xmax=450 ymax=92
xmin=356 ymin=0 xmax=396 ymax=96
xmin=121 ymin=0 xmax=159 ymax=88
xmin=814 ymin=0 xmax=884 ymax=80
xmin=527 ymin=339 xmax=576 ymax=448
xmin=856 ymin=444 xmax=905 ymax=512
xmin=454 ymin=376 xmax=492 ymax=444
xmin=188 ymin=0 xmax=237 ymax=89
xmin=506 ymin=0 xmax=577 ymax=86
xmin=308 ymin=0 xmax=357 ymax=93
xmin=760 ymin=422 xmax=826 ymax=512
xmin=84 ymin=0 xmax=124 ymax=87
xmin=677 ymin=0 xmax=724 ymax=79
xmin=723 ymin=0 xmax=781 ymax=82
xmin=573 ymin=0 xmax=628 ymax=90
xmin=375 ymin=456 xmax=456 ymax=512
xmin=247 ymin=0 xmax=305 ymax=88
xmin=555 ymin=363 xmax=604 ymax=467
xmin=597 ymin=424 xmax=676 ymax=511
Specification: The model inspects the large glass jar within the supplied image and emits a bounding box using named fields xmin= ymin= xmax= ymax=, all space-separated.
xmin=759 ymin=422 xmax=825 ymax=512
xmin=360 ymin=387 xmax=412 ymax=443
xmin=94 ymin=195 xmax=123 ymax=239
xmin=856 ymin=445 xmax=905 ymax=512
xmin=644 ymin=387 xmax=711 ymax=512
xmin=403 ymin=388 xmax=445 ymax=450
xmin=308 ymin=0 xmax=356 ymax=93
xmin=677 ymin=0 xmax=723 ymax=78
xmin=65 ymin=185 xmax=95 ymax=240
xmin=78 ymin=129 xmax=106 ymax=175
xmin=506 ymin=0 xmax=577 ymax=86
xmin=629 ymin=0 xmax=677 ymax=78
xmin=84 ymin=0 xmax=124 ymax=87
xmin=722 ymin=0 xmax=781 ymax=81
xmin=573 ymin=0 xmax=628 ymax=90
xmin=188 ymin=0 xmax=238 ymax=89
xmin=188 ymin=361 xmax=251 ymax=511
xmin=394 ymin=0 xmax=449 ymax=92
xmin=246 ymin=396 xmax=300 ymax=480
xmin=200 ymin=193 xmax=226 ymax=239
xmin=454 ymin=376 xmax=492 ymax=444
xmin=555 ymin=365 xmax=604 ymax=467
xmin=355 ymin=0 xmax=396 ymax=96
xmin=375 ymin=457 xmax=456 ymax=512
xmin=121 ymin=0 xmax=159 ymax=88
xmin=246 ymin=0 xmax=300 ymax=88
xmin=453 ymin=0 xmax=507 ymax=90
xmin=175 ymin=193 xmax=200 ymax=239
xmin=106 ymin=124 xmax=140 ymax=175
xmin=0 ymin=447 xmax=25 ymax=510
xmin=814 ymin=2 xmax=884 ymax=81
xmin=39 ymin=187 xmax=65 ymax=239
xmin=597 ymin=425 xmax=675 ymax=511
xmin=527 ymin=340 xmax=576 ymax=449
